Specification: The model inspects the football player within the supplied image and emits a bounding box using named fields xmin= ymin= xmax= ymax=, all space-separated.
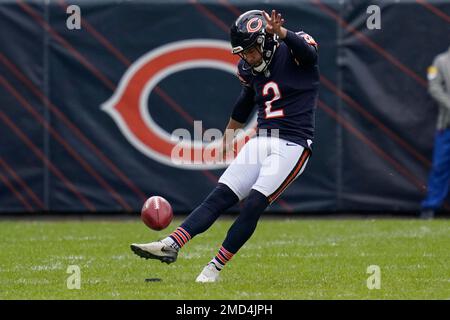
xmin=131 ymin=9 xmax=319 ymax=282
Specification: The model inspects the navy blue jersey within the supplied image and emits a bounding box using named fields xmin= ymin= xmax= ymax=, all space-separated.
xmin=231 ymin=30 xmax=320 ymax=149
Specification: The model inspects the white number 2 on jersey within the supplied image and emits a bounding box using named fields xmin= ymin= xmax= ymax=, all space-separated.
xmin=263 ymin=81 xmax=284 ymax=119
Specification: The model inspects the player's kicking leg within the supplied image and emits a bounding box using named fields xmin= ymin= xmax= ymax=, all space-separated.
xmin=130 ymin=138 xmax=262 ymax=265
xmin=130 ymin=182 xmax=240 ymax=264
xmin=196 ymin=137 xmax=310 ymax=282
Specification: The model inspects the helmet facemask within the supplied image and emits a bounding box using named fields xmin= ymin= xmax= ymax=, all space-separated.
xmin=236 ymin=32 xmax=278 ymax=75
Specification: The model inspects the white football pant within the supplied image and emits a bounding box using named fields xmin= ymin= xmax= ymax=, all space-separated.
xmin=218 ymin=136 xmax=310 ymax=203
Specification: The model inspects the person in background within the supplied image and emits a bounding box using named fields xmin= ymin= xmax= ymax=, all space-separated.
xmin=420 ymin=46 xmax=450 ymax=219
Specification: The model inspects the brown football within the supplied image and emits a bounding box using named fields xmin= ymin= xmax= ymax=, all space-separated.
xmin=141 ymin=196 xmax=173 ymax=231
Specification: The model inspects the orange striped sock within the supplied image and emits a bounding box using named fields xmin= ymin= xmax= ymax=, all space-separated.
xmin=168 ymin=227 xmax=191 ymax=249
xmin=210 ymin=246 xmax=234 ymax=271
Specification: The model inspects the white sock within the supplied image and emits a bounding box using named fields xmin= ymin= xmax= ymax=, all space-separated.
xmin=161 ymin=237 xmax=180 ymax=250
xmin=209 ymin=259 xmax=223 ymax=271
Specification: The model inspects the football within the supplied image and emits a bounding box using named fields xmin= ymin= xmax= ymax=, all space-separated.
xmin=141 ymin=196 xmax=173 ymax=231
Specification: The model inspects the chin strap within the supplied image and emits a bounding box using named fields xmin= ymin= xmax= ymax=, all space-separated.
xmin=240 ymin=34 xmax=278 ymax=76
xmin=253 ymin=60 xmax=267 ymax=73
xmin=253 ymin=33 xmax=278 ymax=75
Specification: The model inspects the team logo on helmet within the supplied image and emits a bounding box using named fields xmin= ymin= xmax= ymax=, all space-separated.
xmin=246 ymin=17 xmax=263 ymax=33
xmin=101 ymin=40 xmax=256 ymax=169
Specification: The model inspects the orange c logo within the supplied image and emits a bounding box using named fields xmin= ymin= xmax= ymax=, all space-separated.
xmin=246 ymin=18 xmax=263 ymax=33
xmin=101 ymin=40 xmax=256 ymax=169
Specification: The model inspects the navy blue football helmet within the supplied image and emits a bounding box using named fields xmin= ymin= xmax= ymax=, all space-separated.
xmin=230 ymin=10 xmax=278 ymax=73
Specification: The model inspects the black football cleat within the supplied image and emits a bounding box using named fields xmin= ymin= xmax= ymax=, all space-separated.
xmin=130 ymin=241 xmax=178 ymax=264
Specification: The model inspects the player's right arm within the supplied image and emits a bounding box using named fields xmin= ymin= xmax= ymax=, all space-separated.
xmin=221 ymin=69 xmax=255 ymax=156
xmin=230 ymin=85 xmax=255 ymax=124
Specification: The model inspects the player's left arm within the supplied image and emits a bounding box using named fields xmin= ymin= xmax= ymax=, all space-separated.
xmin=263 ymin=10 xmax=318 ymax=66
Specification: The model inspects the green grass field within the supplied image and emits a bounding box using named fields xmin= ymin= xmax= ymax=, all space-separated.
xmin=0 ymin=217 xmax=449 ymax=299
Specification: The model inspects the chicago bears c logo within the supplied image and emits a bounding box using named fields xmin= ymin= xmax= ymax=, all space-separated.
xmin=101 ymin=40 xmax=256 ymax=169
xmin=246 ymin=18 xmax=263 ymax=33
